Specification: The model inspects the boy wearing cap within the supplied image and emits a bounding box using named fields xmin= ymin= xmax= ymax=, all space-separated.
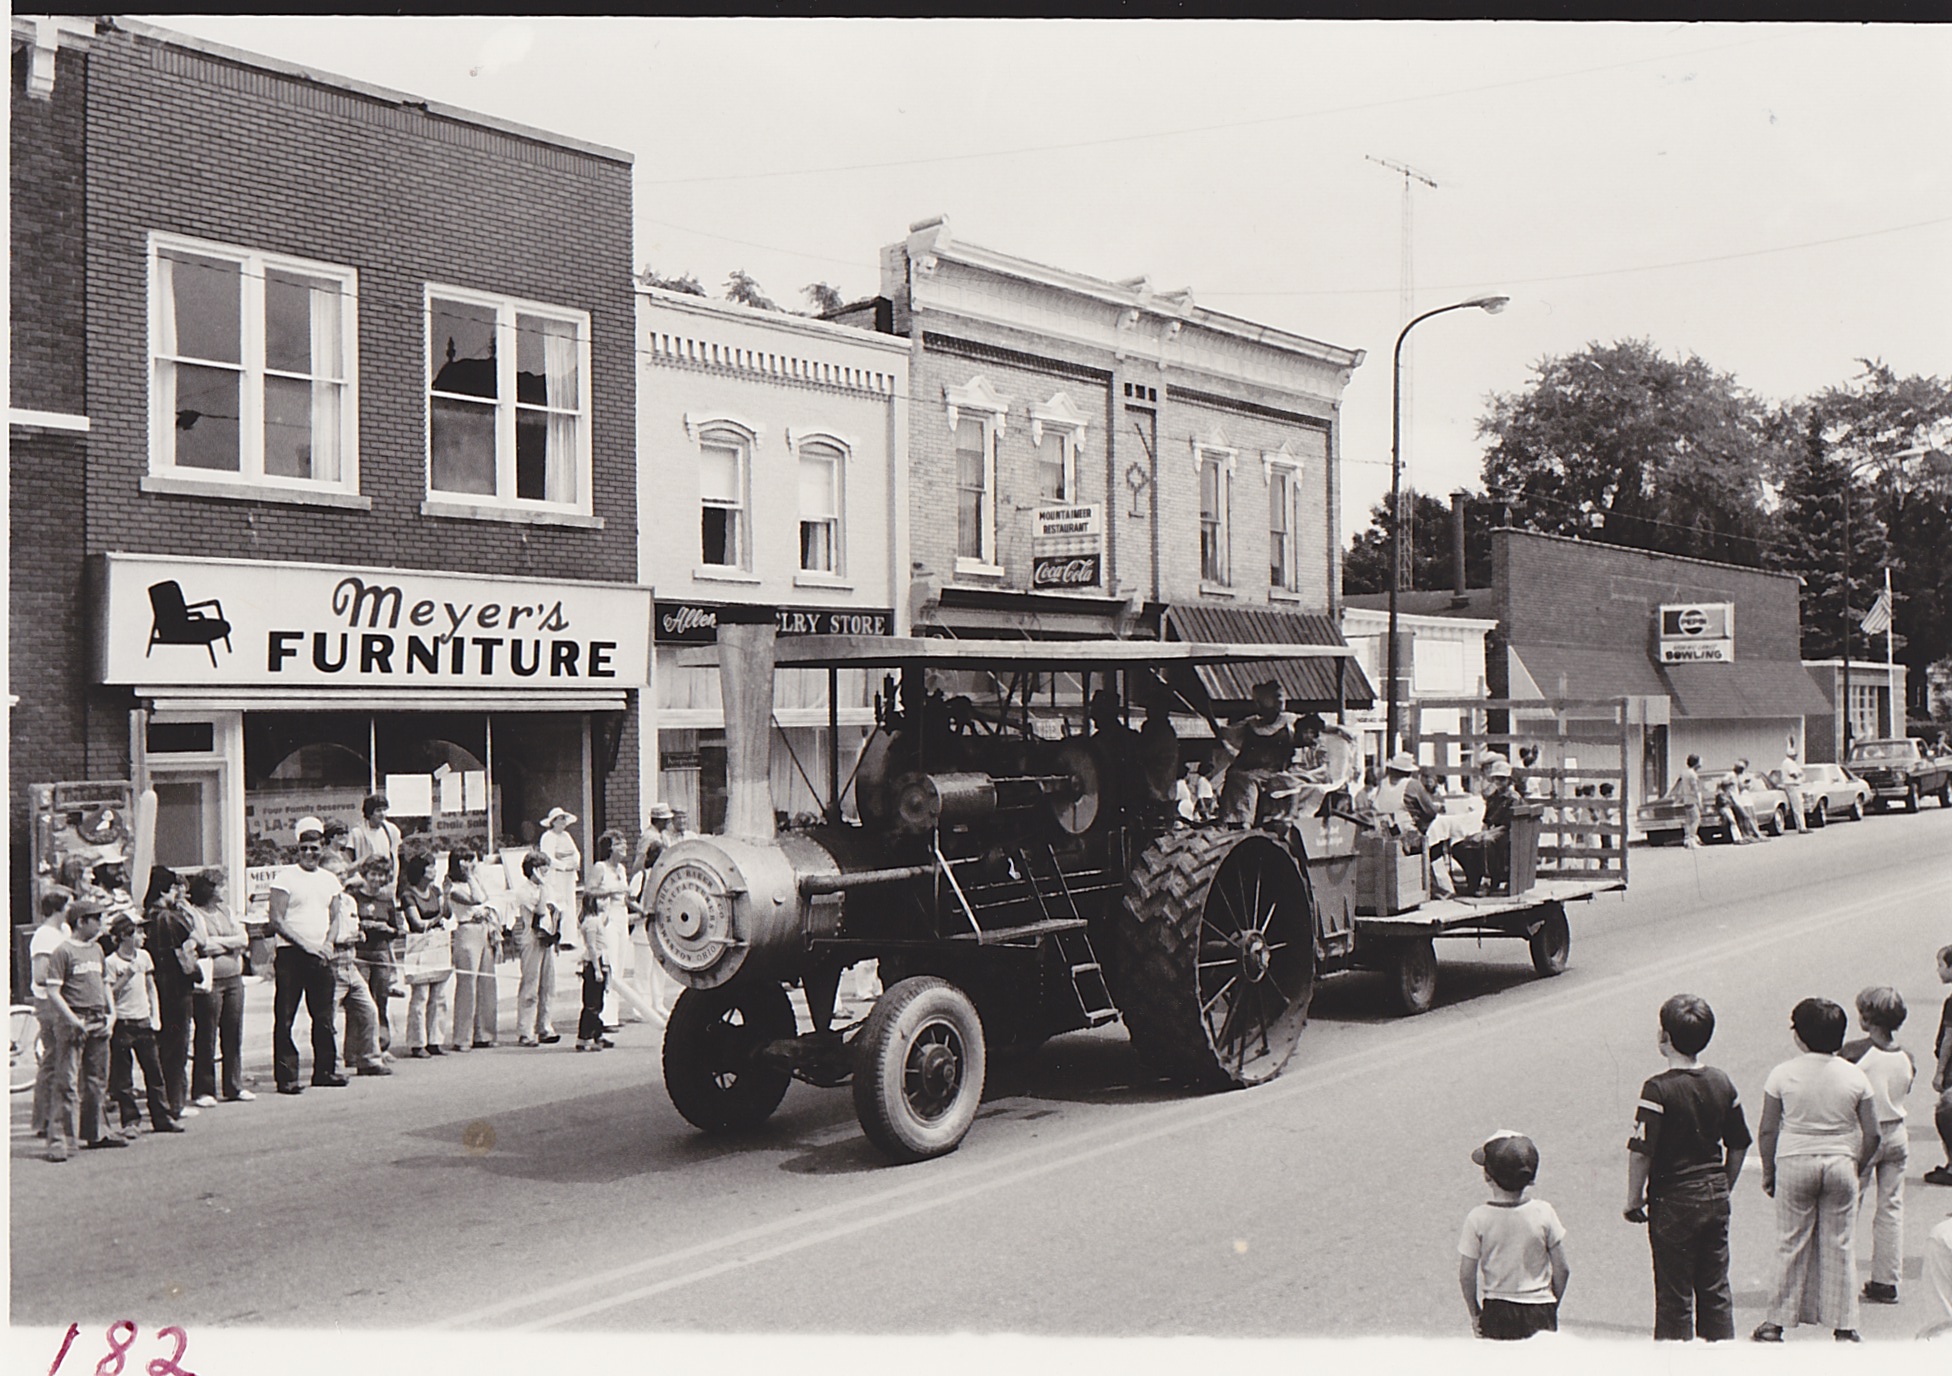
xmin=1624 ymin=994 xmax=1751 ymax=1340
xmin=1459 ymin=1129 xmax=1570 ymax=1339
xmin=105 ymin=914 xmax=183 ymax=1136
xmin=42 ymin=899 xmax=124 ymax=1159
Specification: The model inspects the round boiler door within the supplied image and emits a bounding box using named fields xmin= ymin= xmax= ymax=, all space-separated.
xmin=649 ymin=861 xmax=737 ymax=973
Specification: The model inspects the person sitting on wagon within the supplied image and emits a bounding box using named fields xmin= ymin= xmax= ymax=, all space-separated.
xmin=1214 ymin=681 xmax=1300 ymax=827
xmin=1370 ymin=752 xmax=1441 ymax=851
xmin=1450 ymin=758 xmax=1519 ymax=895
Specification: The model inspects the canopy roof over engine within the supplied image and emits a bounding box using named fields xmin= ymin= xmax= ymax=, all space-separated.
xmin=675 ymin=634 xmax=1357 ymax=673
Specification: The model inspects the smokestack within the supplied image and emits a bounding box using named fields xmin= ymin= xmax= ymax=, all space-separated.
xmin=1450 ymin=490 xmax=1469 ymax=609
xmin=716 ymin=607 xmax=778 ymax=840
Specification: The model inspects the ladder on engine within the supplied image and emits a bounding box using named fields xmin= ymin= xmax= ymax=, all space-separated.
xmin=1014 ymin=845 xmax=1119 ymax=1029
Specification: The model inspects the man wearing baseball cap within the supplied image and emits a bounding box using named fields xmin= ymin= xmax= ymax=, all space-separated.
xmin=265 ymin=817 xmax=349 ymax=1093
xmin=1452 ymin=757 xmax=1519 ymax=896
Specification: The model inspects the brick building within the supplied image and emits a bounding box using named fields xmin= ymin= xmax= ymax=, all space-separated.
xmin=636 ymin=286 xmax=910 ymax=830
xmin=832 ymin=216 xmax=1372 ymax=721
xmin=9 ymin=18 xmax=646 ymax=921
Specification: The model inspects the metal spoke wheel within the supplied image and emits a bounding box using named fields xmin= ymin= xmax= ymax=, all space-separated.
xmin=1113 ymin=831 xmax=1317 ymax=1090
xmin=1528 ymin=904 xmax=1571 ymax=977
xmin=1390 ymin=937 xmax=1440 ymax=1015
xmin=853 ymin=976 xmax=986 ymax=1163
xmin=662 ymin=982 xmax=797 ymax=1133
xmin=10 ymin=1004 xmax=43 ymax=1094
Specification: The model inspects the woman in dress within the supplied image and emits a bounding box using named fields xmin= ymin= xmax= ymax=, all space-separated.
xmin=443 ymin=847 xmax=498 ymax=1051
xmin=537 ymin=806 xmax=582 ymax=942
xmin=399 ymin=852 xmax=450 ymax=1058
xmin=1753 ymin=997 xmax=1882 ymax=1342
xmin=588 ymin=831 xmax=661 ymax=1026
xmin=141 ymin=867 xmax=202 ymax=1120
xmin=184 ymin=869 xmax=251 ymax=1105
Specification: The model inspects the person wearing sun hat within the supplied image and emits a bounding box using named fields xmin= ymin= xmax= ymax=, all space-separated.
xmin=1459 ymin=1128 xmax=1570 ymax=1339
xmin=536 ymin=806 xmax=582 ymax=962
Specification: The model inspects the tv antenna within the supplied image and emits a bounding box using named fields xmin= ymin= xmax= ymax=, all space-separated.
xmin=1367 ymin=155 xmax=1439 ymax=589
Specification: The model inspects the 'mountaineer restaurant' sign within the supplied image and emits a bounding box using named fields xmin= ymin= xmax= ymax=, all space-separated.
xmin=654 ymin=601 xmax=894 ymax=645
xmin=1030 ymin=503 xmax=1103 ymax=591
xmin=98 ymin=553 xmax=652 ymax=687
xmin=1657 ymin=602 xmax=1736 ymax=664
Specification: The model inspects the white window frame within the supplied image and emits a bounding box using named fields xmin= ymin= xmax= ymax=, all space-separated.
xmin=1265 ymin=456 xmax=1301 ymax=594
xmin=147 ymin=232 xmax=361 ymax=499
xmin=1028 ymin=390 xmax=1090 ymax=505
xmin=691 ymin=418 xmax=757 ymax=577
xmin=947 ymin=376 xmax=1009 ymax=575
xmin=1197 ymin=445 xmax=1236 ymax=590
xmin=791 ymin=431 xmax=849 ymax=583
xmin=424 ymin=283 xmax=593 ymax=518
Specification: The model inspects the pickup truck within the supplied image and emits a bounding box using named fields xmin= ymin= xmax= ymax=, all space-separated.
xmin=1845 ymin=738 xmax=1952 ymax=812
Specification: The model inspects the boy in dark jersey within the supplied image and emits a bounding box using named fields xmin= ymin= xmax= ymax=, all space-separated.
xmin=1927 ymin=944 xmax=1952 ymax=1187
xmin=1624 ymin=993 xmax=1753 ymax=1340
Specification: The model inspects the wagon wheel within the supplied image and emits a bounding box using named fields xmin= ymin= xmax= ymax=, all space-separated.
xmin=662 ymin=982 xmax=796 ymax=1133
xmin=853 ymin=976 xmax=986 ymax=1163
xmin=1113 ymin=830 xmax=1316 ymax=1090
xmin=1528 ymin=904 xmax=1571 ymax=977
xmin=1390 ymin=937 xmax=1440 ymax=1015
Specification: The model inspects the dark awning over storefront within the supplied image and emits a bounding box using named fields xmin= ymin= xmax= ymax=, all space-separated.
xmin=1509 ymin=645 xmax=1670 ymax=702
xmin=1162 ymin=603 xmax=1374 ymax=709
xmin=1659 ymin=659 xmax=1833 ymax=720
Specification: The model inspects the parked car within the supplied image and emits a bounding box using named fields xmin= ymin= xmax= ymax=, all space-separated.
xmin=1638 ymin=769 xmax=1791 ymax=844
xmin=1777 ymin=761 xmax=1871 ymax=826
xmin=1845 ymin=738 xmax=1952 ymax=812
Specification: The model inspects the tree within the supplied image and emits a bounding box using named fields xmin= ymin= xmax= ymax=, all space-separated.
xmin=1786 ymin=361 xmax=1952 ymax=719
xmin=1767 ymin=407 xmax=1893 ymax=662
xmin=724 ymin=269 xmax=778 ymax=312
xmin=1477 ymin=339 xmax=1784 ymax=567
xmin=802 ymin=281 xmax=845 ymax=315
xmin=637 ymin=266 xmax=705 ymax=296
xmin=1342 ymin=487 xmax=1494 ymax=596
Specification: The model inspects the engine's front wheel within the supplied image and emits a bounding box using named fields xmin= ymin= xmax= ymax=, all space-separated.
xmin=662 ymin=982 xmax=796 ymax=1133
xmin=853 ymin=977 xmax=986 ymax=1163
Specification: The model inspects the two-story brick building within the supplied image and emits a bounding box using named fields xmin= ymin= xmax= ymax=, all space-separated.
xmin=832 ymin=216 xmax=1372 ymax=721
xmin=636 ymin=287 xmax=910 ymax=830
xmin=9 ymin=17 xmax=646 ymax=917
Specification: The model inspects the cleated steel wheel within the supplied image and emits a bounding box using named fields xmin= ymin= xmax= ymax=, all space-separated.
xmin=1112 ymin=830 xmax=1316 ymax=1091
xmin=662 ymin=982 xmax=796 ymax=1133
xmin=853 ymin=976 xmax=986 ymax=1163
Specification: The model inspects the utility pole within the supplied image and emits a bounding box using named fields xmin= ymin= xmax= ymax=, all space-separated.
xmin=1367 ymin=155 xmax=1438 ymax=590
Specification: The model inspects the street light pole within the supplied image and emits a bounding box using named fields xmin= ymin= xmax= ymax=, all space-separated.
xmin=1386 ymin=294 xmax=1509 ymax=758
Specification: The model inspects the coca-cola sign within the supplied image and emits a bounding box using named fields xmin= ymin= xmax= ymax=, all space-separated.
xmin=1032 ymin=554 xmax=1102 ymax=589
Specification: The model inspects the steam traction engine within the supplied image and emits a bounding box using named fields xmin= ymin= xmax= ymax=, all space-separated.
xmin=642 ymin=614 xmax=1361 ymax=1163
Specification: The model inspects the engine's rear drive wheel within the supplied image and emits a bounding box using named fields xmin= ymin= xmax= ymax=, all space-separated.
xmin=1391 ymin=937 xmax=1440 ymax=1015
xmin=853 ymin=976 xmax=986 ymax=1163
xmin=662 ymin=982 xmax=796 ymax=1133
xmin=1529 ymin=905 xmax=1571 ymax=976
xmin=1113 ymin=830 xmax=1316 ymax=1090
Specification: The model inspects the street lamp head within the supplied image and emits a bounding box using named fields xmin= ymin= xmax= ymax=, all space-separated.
xmin=1472 ymin=295 xmax=1511 ymax=315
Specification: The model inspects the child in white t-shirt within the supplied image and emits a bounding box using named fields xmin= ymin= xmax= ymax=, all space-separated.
xmin=104 ymin=915 xmax=182 ymax=1135
xmin=1459 ymin=1129 xmax=1571 ymax=1339
xmin=1844 ymin=986 xmax=1918 ymax=1305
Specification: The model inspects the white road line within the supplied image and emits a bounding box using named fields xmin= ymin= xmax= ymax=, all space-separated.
xmin=441 ymin=869 xmax=1945 ymax=1331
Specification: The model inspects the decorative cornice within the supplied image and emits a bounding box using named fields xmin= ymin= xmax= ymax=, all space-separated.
xmin=944 ymin=376 xmax=1009 ymax=434
xmin=1027 ymin=390 xmax=1090 ymax=448
xmin=785 ymin=427 xmax=853 ymax=457
xmin=683 ymin=413 xmax=764 ymax=447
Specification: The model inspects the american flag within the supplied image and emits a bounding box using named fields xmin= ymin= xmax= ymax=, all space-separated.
xmin=1860 ymin=587 xmax=1893 ymax=636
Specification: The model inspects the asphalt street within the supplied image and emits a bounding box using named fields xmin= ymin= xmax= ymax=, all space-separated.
xmin=12 ymin=805 xmax=1952 ymax=1348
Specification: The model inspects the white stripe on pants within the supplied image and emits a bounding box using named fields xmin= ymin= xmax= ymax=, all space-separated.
xmin=1766 ymin=1152 xmax=1861 ymax=1331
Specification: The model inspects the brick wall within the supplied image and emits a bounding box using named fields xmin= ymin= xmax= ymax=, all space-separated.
xmin=10 ymin=44 xmax=87 ymax=414
xmin=79 ymin=28 xmax=636 ymax=582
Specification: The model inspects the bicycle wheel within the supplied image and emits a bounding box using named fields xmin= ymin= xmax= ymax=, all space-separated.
xmin=11 ymin=1004 xmax=45 ymax=1094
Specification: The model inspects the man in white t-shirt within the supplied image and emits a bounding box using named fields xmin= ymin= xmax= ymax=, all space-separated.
xmin=266 ymin=817 xmax=348 ymax=1094
xmin=28 ymin=886 xmax=75 ymax=1139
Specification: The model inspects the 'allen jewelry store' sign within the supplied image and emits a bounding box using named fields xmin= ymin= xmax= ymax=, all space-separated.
xmin=98 ymin=553 xmax=652 ymax=687
xmin=654 ymin=602 xmax=894 ymax=644
xmin=1657 ymin=602 xmax=1736 ymax=663
xmin=1031 ymin=503 xmax=1103 ymax=591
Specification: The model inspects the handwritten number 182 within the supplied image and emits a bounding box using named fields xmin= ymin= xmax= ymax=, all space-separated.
xmin=47 ymin=1321 xmax=195 ymax=1376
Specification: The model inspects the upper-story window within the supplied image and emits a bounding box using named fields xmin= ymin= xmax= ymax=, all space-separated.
xmin=1028 ymin=390 xmax=1089 ymax=505
xmin=1268 ymin=462 xmax=1299 ymax=592
xmin=798 ymin=439 xmax=845 ymax=575
xmin=1199 ymin=449 xmax=1233 ymax=587
xmin=150 ymin=234 xmax=359 ymax=493
xmin=698 ymin=430 xmax=751 ymax=569
xmin=946 ymin=376 xmax=1008 ymax=573
xmin=427 ymin=287 xmax=590 ymax=514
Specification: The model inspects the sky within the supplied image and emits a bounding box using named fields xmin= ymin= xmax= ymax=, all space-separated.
xmin=141 ymin=16 xmax=1952 ymax=545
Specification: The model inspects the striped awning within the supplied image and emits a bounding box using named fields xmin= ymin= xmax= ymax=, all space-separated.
xmin=1162 ymin=603 xmax=1374 ymax=709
